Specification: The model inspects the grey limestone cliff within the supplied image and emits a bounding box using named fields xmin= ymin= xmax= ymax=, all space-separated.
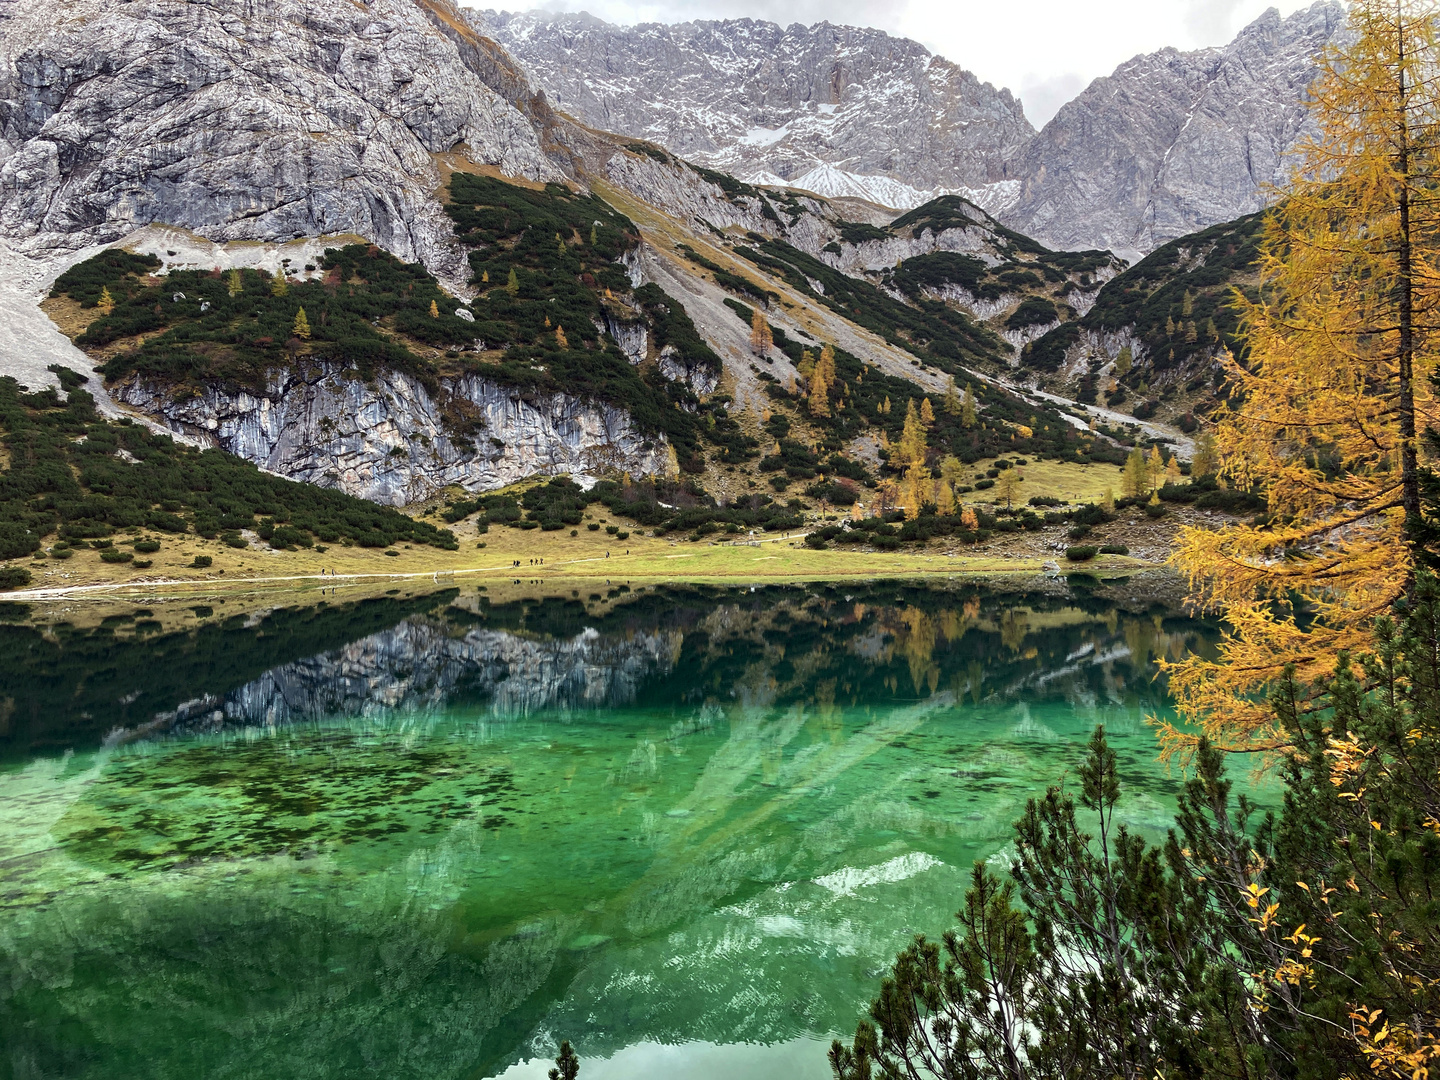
xmin=0 ymin=0 xmax=560 ymax=278
xmin=1003 ymin=2 xmax=1346 ymax=257
xmin=477 ymin=11 xmax=1033 ymax=208
xmin=111 ymin=364 xmax=672 ymax=506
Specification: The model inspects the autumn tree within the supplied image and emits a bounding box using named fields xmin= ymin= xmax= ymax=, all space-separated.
xmin=1121 ymin=446 xmax=1147 ymax=498
xmin=271 ymin=273 xmax=288 ymax=298
xmin=226 ymin=268 xmax=243 ymax=297
xmin=1146 ymin=446 xmax=1165 ymax=492
xmin=936 ymin=480 xmax=956 ymax=516
xmin=897 ymin=400 xmax=929 ymax=519
xmin=995 ymin=467 xmax=1021 ymax=509
xmin=940 ymin=455 xmax=965 ymax=492
xmin=750 ymin=307 xmax=773 ymax=355
xmin=943 ymin=375 xmax=961 ymax=414
xmin=810 ymin=344 xmax=836 ymax=417
xmin=429 ymin=299 xmax=439 ymax=318
xmin=555 ymin=324 xmax=568 ymax=348
xmin=1114 ymin=345 xmax=1133 ymax=377
xmin=961 ymin=384 xmax=978 ymax=428
xmin=920 ymin=397 xmax=935 ymax=426
xmin=505 ymin=267 xmax=519 ymax=295
xmin=292 ymin=307 xmax=311 ymax=341
xmin=1191 ymin=432 xmax=1219 ymax=477
xmin=97 ymin=286 xmax=115 ymax=316
xmin=1167 ymin=0 xmax=1440 ymax=751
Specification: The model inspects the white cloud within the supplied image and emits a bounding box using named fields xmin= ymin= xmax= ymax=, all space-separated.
xmin=466 ymin=0 xmax=1318 ymax=127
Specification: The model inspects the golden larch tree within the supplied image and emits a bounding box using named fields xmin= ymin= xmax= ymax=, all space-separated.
xmin=226 ymin=268 xmax=243 ymax=297
xmin=897 ymin=400 xmax=929 ymax=519
xmin=97 ymin=286 xmax=115 ymax=316
xmin=943 ymin=375 xmax=961 ymax=414
xmin=1165 ymin=0 xmax=1440 ymax=752
xmin=1147 ymin=446 xmax=1166 ymax=492
xmin=995 ymin=467 xmax=1020 ymax=509
xmin=1191 ymin=432 xmax=1219 ymax=477
xmin=936 ymin=480 xmax=956 ymax=516
xmin=750 ymin=308 xmax=773 ymax=355
xmin=1122 ymin=446 xmax=1147 ymax=498
xmin=292 ymin=307 xmax=311 ymax=341
xmin=961 ymin=384 xmax=977 ymax=427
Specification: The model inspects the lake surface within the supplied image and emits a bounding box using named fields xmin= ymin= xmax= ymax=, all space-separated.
xmin=0 ymin=577 xmax=1232 ymax=1079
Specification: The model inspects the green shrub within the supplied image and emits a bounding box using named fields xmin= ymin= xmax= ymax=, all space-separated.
xmin=0 ymin=565 xmax=32 ymax=590
xmin=1066 ymin=545 xmax=1099 ymax=561
xmin=1099 ymin=544 xmax=1129 ymax=555
xmin=189 ymin=555 xmax=212 ymax=568
xmin=133 ymin=538 xmax=161 ymax=553
xmin=100 ymin=549 xmax=134 ymax=563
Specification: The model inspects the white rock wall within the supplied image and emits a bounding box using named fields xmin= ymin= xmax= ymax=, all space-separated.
xmin=113 ymin=364 xmax=672 ymax=505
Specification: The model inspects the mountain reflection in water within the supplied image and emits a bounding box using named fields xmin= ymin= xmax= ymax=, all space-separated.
xmin=0 ymin=579 xmax=1231 ymax=1080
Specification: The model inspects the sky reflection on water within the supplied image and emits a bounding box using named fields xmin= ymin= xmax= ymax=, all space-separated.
xmin=0 ymin=578 xmax=1242 ymax=1079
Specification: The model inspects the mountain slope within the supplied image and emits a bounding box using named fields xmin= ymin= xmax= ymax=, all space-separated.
xmin=1005 ymin=2 xmax=1343 ymax=257
xmin=0 ymin=0 xmax=1170 ymax=517
xmin=1024 ymin=211 xmax=1266 ymax=423
xmin=0 ymin=0 xmax=560 ymax=282
xmin=474 ymin=10 xmax=1032 ymax=212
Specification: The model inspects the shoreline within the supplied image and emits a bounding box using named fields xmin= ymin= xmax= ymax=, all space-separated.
xmin=4 ymin=550 xmax=1156 ymax=604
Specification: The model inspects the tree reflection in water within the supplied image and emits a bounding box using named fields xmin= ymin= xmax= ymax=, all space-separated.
xmin=0 ymin=579 xmax=1232 ymax=1080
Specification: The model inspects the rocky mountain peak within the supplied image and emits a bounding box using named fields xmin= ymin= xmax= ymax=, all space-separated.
xmin=1003 ymin=0 xmax=1346 ymax=257
xmin=0 ymin=0 xmax=560 ymax=277
xmin=472 ymin=10 xmax=1034 ymax=211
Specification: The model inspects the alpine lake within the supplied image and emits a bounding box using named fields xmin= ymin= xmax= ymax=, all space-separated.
xmin=0 ymin=574 xmax=1262 ymax=1079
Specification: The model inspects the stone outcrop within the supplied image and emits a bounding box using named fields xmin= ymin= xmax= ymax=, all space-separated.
xmin=111 ymin=364 xmax=671 ymax=505
xmin=0 ymin=0 xmax=561 ymax=277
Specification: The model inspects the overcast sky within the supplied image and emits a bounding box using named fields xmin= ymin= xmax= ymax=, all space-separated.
xmin=465 ymin=0 xmax=1318 ymax=126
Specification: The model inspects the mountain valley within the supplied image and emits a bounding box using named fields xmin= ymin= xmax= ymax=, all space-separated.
xmin=0 ymin=0 xmax=1311 ymax=592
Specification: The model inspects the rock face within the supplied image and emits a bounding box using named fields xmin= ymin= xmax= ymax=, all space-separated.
xmin=0 ymin=0 xmax=560 ymax=274
xmin=475 ymin=10 xmax=1033 ymax=210
xmin=483 ymin=4 xmax=1345 ymax=255
xmin=1003 ymin=2 xmax=1345 ymax=257
xmin=111 ymin=364 xmax=671 ymax=505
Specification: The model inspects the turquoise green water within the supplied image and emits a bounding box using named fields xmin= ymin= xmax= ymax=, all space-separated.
xmin=0 ymin=580 xmax=1237 ymax=1079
